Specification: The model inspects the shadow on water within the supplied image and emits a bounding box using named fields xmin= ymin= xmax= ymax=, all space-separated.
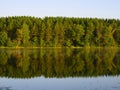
xmin=0 ymin=87 xmax=13 ymax=90
xmin=0 ymin=48 xmax=120 ymax=78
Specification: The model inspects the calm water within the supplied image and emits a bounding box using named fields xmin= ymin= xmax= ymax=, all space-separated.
xmin=0 ymin=48 xmax=120 ymax=90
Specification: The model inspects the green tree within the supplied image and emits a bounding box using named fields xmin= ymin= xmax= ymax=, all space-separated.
xmin=102 ymin=25 xmax=116 ymax=46
xmin=16 ymin=23 xmax=30 ymax=47
xmin=44 ymin=18 xmax=52 ymax=46
xmin=113 ymin=29 xmax=120 ymax=46
xmin=22 ymin=23 xmax=30 ymax=46
xmin=30 ymin=23 xmax=39 ymax=46
xmin=0 ymin=16 xmax=120 ymax=47
xmin=84 ymin=21 xmax=94 ymax=47
xmin=73 ymin=24 xmax=84 ymax=46
xmin=39 ymin=21 xmax=46 ymax=47
xmin=53 ymin=20 xmax=64 ymax=47
xmin=0 ymin=31 xmax=8 ymax=46
xmin=16 ymin=28 xmax=23 ymax=46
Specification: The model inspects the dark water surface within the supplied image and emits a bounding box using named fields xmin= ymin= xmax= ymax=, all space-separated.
xmin=0 ymin=48 xmax=120 ymax=90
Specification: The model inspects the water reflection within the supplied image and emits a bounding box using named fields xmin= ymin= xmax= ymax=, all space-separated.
xmin=0 ymin=87 xmax=13 ymax=90
xmin=0 ymin=48 xmax=120 ymax=78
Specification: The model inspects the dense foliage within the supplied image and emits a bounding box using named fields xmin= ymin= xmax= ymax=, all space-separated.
xmin=0 ymin=48 xmax=120 ymax=78
xmin=0 ymin=16 xmax=120 ymax=47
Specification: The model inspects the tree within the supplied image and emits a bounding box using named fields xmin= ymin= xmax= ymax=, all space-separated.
xmin=0 ymin=31 xmax=8 ymax=46
xmin=16 ymin=28 xmax=23 ymax=46
xmin=53 ymin=21 xmax=59 ymax=47
xmin=73 ymin=24 xmax=84 ymax=46
xmin=31 ymin=23 xmax=39 ymax=46
xmin=53 ymin=19 xmax=64 ymax=47
xmin=16 ymin=23 xmax=30 ymax=47
xmin=102 ymin=25 xmax=116 ymax=46
xmin=84 ymin=21 xmax=94 ymax=47
xmin=44 ymin=18 xmax=52 ymax=47
xmin=39 ymin=21 xmax=46 ymax=47
xmin=0 ymin=16 xmax=120 ymax=47
xmin=113 ymin=28 xmax=120 ymax=46
xmin=22 ymin=23 xmax=30 ymax=46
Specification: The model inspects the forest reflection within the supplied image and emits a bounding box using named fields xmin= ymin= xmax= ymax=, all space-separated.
xmin=0 ymin=48 xmax=120 ymax=78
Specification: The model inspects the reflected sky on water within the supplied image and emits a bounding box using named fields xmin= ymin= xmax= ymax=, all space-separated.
xmin=0 ymin=76 xmax=120 ymax=90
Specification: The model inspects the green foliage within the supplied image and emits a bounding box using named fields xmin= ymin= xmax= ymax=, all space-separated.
xmin=113 ymin=28 xmax=120 ymax=46
xmin=0 ymin=31 xmax=8 ymax=46
xmin=16 ymin=23 xmax=30 ymax=47
xmin=22 ymin=23 xmax=30 ymax=47
xmin=0 ymin=16 xmax=120 ymax=47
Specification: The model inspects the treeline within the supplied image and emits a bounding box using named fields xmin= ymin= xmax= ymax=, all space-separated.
xmin=0 ymin=16 xmax=120 ymax=47
xmin=0 ymin=48 xmax=120 ymax=78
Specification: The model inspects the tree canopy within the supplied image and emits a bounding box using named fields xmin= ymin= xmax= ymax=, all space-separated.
xmin=0 ymin=16 xmax=120 ymax=47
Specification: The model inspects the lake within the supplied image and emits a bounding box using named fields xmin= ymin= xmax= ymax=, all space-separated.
xmin=0 ymin=48 xmax=120 ymax=90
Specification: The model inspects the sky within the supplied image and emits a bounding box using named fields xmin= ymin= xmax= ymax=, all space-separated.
xmin=0 ymin=0 xmax=120 ymax=19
